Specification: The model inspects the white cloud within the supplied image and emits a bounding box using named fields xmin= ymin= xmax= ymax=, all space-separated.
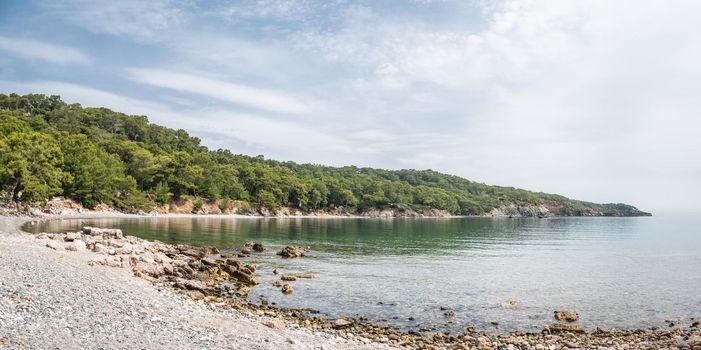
xmin=126 ymin=68 xmax=313 ymax=114
xmin=38 ymin=0 xmax=189 ymax=39
xmin=8 ymin=0 xmax=701 ymax=211
xmin=0 ymin=36 xmax=90 ymax=64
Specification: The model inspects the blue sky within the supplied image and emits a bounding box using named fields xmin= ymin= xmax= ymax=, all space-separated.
xmin=1 ymin=0 xmax=700 ymax=212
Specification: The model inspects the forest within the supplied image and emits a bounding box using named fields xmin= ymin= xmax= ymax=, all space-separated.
xmin=0 ymin=93 xmax=647 ymax=216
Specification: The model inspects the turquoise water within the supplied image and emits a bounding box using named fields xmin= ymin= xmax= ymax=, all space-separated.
xmin=25 ymin=216 xmax=701 ymax=333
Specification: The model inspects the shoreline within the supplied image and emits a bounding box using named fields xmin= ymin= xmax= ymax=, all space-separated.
xmin=4 ymin=215 xmax=696 ymax=350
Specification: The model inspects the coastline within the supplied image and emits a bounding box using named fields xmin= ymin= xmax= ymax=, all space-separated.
xmin=3 ymin=215 xmax=698 ymax=350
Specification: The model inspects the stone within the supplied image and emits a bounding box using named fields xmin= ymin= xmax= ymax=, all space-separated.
xmin=264 ymin=320 xmax=286 ymax=329
xmin=281 ymin=284 xmax=293 ymax=294
xmin=64 ymin=232 xmax=81 ymax=242
xmin=252 ymin=242 xmax=265 ymax=252
xmin=65 ymin=240 xmax=86 ymax=251
xmin=554 ymin=311 xmax=579 ymax=322
xmin=92 ymin=243 xmax=108 ymax=254
xmin=547 ymin=323 xmax=585 ymax=334
xmin=333 ymin=318 xmax=353 ymax=329
xmin=46 ymin=241 xmax=64 ymax=251
xmin=276 ymin=246 xmax=308 ymax=258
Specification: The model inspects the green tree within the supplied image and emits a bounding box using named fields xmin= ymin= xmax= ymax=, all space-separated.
xmin=0 ymin=131 xmax=64 ymax=202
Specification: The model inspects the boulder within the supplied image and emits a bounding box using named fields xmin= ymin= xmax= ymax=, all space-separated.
xmin=276 ymin=246 xmax=308 ymax=258
xmin=64 ymin=232 xmax=81 ymax=242
xmin=554 ymin=311 xmax=579 ymax=322
xmin=252 ymin=242 xmax=265 ymax=252
xmin=82 ymin=226 xmax=124 ymax=239
xmin=65 ymin=240 xmax=86 ymax=251
xmin=333 ymin=318 xmax=353 ymax=329
xmin=281 ymin=284 xmax=293 ymax=294
xmin=546 ymin=322 xmax=584 ymax=334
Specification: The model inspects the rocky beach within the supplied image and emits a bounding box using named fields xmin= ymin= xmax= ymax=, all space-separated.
xmin=1 ymin=215 xmax=700 ymax=349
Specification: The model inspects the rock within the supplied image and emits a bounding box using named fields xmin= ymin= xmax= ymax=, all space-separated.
xmin=46 ymin=241 xmax=64 ymax=251
xmin=243 ymin=241 xmax=254 ymax=248
xmin=502 ymin=300 xmax=518 ymax=309
xmin=281 ymin=284 xmax=293 ymax=294
xmin=92 ymin=243 xmax=108 ymax=254
xmin=252 ymin=242 xmax=265 ymax=252
xmin=554 ymin=311 xmax=579 ymax=322
xmin=88 ymin=256 xmax=124 ymax=268
xmin=264 ymin=320 xmax=286 ymax=329
xmin=281 ymin=273 xmax=314 ymax=282
xmin=547 ymin=323 xmax=585 ymax=334
xmin=273 ymin=268 xmax=280 ymax=275
xmin=273 ymin=280 xmax=282 ymax=287
xmin=276 ymin=246 xmax=308 ymax=258
xmin=65 ymin=240 xmax=86 ymax=251
xmin=82 ymin=226 xmax=124 ymax=239
xmin=64 ymin=232 xmax=81 ymax=242
xmin=333 ymin=318 xmax=353 ymax=329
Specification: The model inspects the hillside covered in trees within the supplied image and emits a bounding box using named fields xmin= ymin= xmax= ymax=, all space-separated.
xmin=0 ymin=93 xmax=649 ymax=217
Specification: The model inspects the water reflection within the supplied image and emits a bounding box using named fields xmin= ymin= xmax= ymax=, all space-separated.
xmin=25 ymin=217 xmax=641 ymax=257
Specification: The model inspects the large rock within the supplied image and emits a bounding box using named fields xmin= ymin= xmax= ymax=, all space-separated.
xmin=276 ymin=246 xmax=308 ymax=258
xmin=82 ymin=226 xmax=124 ymax=239
xmin=64 ymin=232 xmax=81 ymax=242
xmin=252 ymin=242 xmax=265 ymax=252
xmin=333 ymin=318 xmax=353 ymax=329
xmin=554 ymin=310 xmax=579 ymax=322
xmin=281 ymin=284 xmax=293 ymax=294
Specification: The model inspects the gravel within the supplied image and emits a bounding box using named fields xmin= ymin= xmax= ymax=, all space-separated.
xmin=0 ymin=217 xmax=395 ymax=350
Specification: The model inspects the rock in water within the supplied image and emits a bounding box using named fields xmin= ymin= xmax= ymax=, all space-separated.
xmin=276 ymin=246 xmax=308 ymax=258
xmin=554 ymin=310 xmax=579 ymax=322
xmin=252 ymin=242 xmax=265 ymax=252
xmin=281 ymin=284 xmax=293 ymax=294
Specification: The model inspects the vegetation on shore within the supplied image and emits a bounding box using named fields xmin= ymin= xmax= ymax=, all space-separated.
xmin=0 ymin=93 xmax=649 ymax=216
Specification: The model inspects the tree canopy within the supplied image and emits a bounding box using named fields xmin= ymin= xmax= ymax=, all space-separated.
xmin=0 ymin=93 xmax=647 ymax=216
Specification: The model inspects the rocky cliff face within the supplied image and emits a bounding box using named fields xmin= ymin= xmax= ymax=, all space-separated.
xmin=486 ymin=202 xmax=651 ymax=217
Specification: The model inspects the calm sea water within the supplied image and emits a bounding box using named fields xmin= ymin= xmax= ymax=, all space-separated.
xmin=25 ymin=216 xmax=701 ymax=333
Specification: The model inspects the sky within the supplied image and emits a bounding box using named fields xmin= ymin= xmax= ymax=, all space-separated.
xmin=1 ymin=0 xmax=700 ymax=214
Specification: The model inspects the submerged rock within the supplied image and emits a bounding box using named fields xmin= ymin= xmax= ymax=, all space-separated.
xmin=280 ymin=273 xmax=314 ymax=282
xmin=276 ymin=246 xmax=308 ymax=258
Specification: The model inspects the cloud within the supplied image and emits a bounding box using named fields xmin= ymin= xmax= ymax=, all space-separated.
xmin=6 ymin=0 xmax=701 ymax=211
xmin=126 ymin=68 xmax=313 ymax=114
xmin=0 ymin=36 xmax=90 ymax=64
xmin=37 ymin=0 xmax=190 ymax=39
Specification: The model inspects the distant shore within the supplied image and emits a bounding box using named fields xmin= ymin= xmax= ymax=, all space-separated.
xmin=2 ymin=197 xmax=651 ymax=221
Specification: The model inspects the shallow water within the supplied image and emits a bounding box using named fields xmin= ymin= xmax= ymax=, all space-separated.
xmin=25 ymin=216 xmax=701 ymax=333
